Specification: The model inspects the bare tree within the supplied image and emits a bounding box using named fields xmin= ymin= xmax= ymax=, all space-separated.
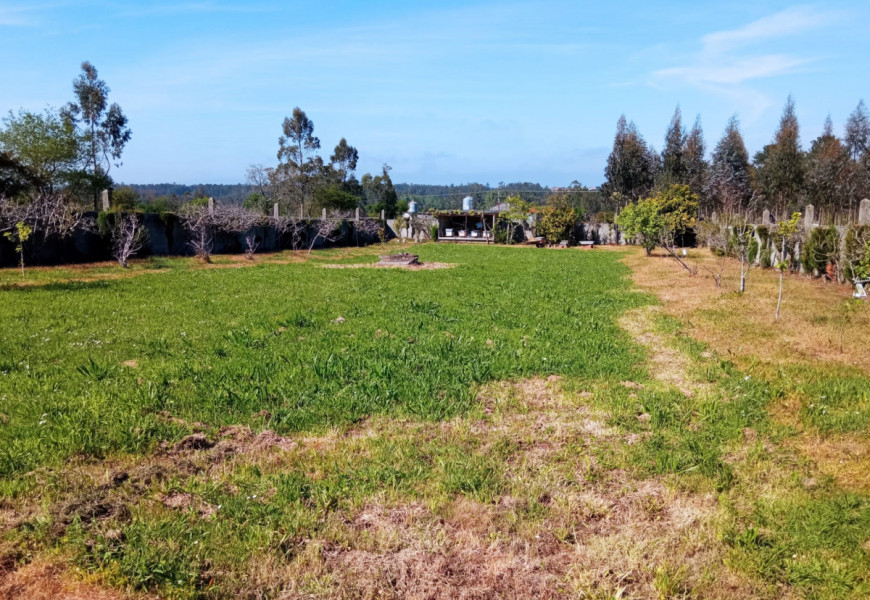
xmin=696 ymin=221 xmax=728 ymax=287
xmin=354 ymin=217 xmax=382 ymax=246
xmin=243 ymin=233 xmax=258 ymax=260
xmin=180 ymin=205 xmax=214 ymax=261
xmin=180 ymin=204 xmax=263 ymax=262
xmin=0 ymin=192 xmax=92 ymax=272
xmin=271 ymin=215 xmax=305 ymax=250
xmin=111 ymin=213 xmax=146 ymax=268
xmin=307 ymin=211 xmax=346 ymax=255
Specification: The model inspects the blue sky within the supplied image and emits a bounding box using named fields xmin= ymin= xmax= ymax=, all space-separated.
xmin=1 ymin=1 xmax=868 ymax=186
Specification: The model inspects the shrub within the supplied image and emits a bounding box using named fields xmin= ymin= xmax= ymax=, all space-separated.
xmin=761 ymin=248 xmax=772 ymax=268
xmin=802 ymin=226 xmax=840 ymax=275
xmin=748 ymin=238 xmax=759 ymax=263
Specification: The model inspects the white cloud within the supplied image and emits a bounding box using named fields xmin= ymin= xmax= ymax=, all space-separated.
xmin=0 ymin=6 xmax=34 ymax=26
xmin=649 ymin=5 xmax=837 ymax=118
xmin=701 ymin=6 xmax=832 ymax=54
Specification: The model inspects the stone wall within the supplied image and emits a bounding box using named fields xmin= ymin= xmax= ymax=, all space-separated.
xmin=0 ymin=213 xmax=387 ymax=268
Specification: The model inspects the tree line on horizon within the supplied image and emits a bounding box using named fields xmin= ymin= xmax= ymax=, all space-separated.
xmin=602 ymin=98 xmax=870 ymax=223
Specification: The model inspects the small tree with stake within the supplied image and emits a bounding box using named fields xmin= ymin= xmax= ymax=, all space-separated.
xmin=774 ymin=212 xmax=802 ymax=321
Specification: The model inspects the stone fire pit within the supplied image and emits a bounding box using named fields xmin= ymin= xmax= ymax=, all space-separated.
xmin=377 ymin=253 xmax=419 ymax=266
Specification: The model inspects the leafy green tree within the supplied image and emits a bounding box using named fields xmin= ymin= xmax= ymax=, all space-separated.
xmin=616 ymin=196 xmax=663 ymax=256
xmin=62 ymin=62 xmax=131 ymax=211
xmin=330 ymin=138 xmax=358 ymax=183
xmin=537 ymin=196 xmax=577 ymax=243
xmin=277 ymin=107 xmax=322 ymax=216
xmin=0 ymin=151 xmax=41 ymax=198
xmin=0 ymin=109 xmax=80 ymax=195
xmin=500 ymin=194 xmax=533 ymax=244
xmin=617 ymin=184 xmax=698 ymax=265
xmin=312 ymin=184 xmax=360 ymax=213
xmin=362 ymin=164 xmax=398 ymax=218
xmin=755 ymin=96 xmax=805 ymax=219
xmin=110 ymin=186 xmax=139 ymax=210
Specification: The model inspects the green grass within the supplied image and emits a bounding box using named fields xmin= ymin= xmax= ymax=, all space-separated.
xmin=0 ymin=245 xmax=645 ymax=477
xmin=1 ymin=244 xmax=868 ymax=599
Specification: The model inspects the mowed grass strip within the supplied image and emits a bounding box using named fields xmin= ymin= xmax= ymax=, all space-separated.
xmin=0 ymin=244 xmax=646 ymax=476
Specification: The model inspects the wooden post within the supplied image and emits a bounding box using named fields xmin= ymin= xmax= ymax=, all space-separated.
xmin=804 ymin=204 xmax=814 ymax=231
xmin=208 ymin=197 xmax=215 ymax=215
xmin=380 ymin=209 xmax=385 ymax=221
xmin=273 ymin=203 xmax=279 ymax=218
xmin=355 ymin=207 xmax=360 ymax=221
xmin=322 ymin=208 xmax=327 ymax=219
xmin=101 ymin=189 xmax=110 ymax=211
xmin=860 ymin=198 xmax=870 ymax=224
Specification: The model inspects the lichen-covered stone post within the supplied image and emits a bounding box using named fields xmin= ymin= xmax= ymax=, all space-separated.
xmin=381 ymin=209 xmax=385 ymax=221
xmin=355 ymin=207 xmax=361 ymax=221
xmin=101 ymin=189 xmax=110 ymax=211
xmin=762 ymin=209 xmax=770 ymax=225
xmin=860 ymin=198 xmax=870 ymax=224
xmin=273 ymin=203 xmax=279 ymax=218
xmin=804 ymin=204 xmax=814 ymax=231
xmin=208 ymin=197 xmax=214 ymax=215
xmin=322 ymin=208 xmax=327 ymax=219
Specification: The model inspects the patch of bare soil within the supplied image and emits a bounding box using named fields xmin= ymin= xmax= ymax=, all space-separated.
xmin=619 ymin=305 xmax=706 ymax=397
xmin=309 ymin=476 xmax=753 ymax=600
xmin=0 ymin=560 xmax=155 ymax=600
xmin=790 ymin=433 xmax=870 ymax=494
xmin=321 ymin=262 xmax=456 ymax=270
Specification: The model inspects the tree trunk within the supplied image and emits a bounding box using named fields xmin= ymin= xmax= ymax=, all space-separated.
xmin=775 ymin=237 xmax=786 ymax=321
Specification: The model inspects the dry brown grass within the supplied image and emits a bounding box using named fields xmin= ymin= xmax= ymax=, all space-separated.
xmin=0 ymin=560 xmax=156 ymax=600
xmin=613 ymin=246 xmax=870 ymax=374
xmin=613 ymin=245 xmax=870 ymax=496
xmin=321 ymin=262 xmax=456 ymax=270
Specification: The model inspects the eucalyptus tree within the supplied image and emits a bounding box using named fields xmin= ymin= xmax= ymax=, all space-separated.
xmin=707 ymin=116 xmax=753 ymax=219
xmin=661 ymin=106 xmax=686 ymax=186
xmin=844 ymin=100 xmax=869 ymax=161
xmin=62 ymin=62 xmax=131 ymax=210
xmin=805 ymin=117 xmax=851 ymax=215
xmin=603 ymin=115 xmax=656 ymax=203
xmin=277 ymin=107 xmax=322 ymax=216
xmin=684 ymin=116 xmax=709 ymax=211
xmin=754 ymin=96 xmax=805 ymax=219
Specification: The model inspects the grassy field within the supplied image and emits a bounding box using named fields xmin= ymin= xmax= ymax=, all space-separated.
xmin=0 ymin=243 xmax=868 ymax=599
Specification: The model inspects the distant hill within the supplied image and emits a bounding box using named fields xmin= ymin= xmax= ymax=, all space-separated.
xmin=121 ymin=181 xmax=553 ymax=211
xmin=394 ymin=182 xmax=551 ymax=211
xmin=121 ymin=183 xmax=251 ymax=204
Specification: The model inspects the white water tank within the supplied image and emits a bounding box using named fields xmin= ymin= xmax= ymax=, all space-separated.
xmin=462 ymin=196 xmax=474 ymax=211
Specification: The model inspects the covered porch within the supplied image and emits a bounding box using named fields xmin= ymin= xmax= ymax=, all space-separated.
xmin=434 ymin=211 xmax=499 ymax=242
